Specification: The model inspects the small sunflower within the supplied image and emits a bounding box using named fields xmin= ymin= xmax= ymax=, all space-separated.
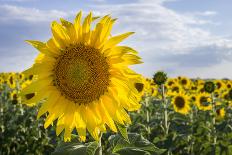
xmin=165 ymin=78 xmax=176 ymax=88
xmin=196 ymin=93 xmax=212 ymax=111
xmin=214 ymin=80 xmax=225 ymax=91
xmin=178 ymin=76 xmax=191 ymax=89
xmin=7 ymin=73 xmax=16 ymax=89
xmin=167 ymin=83 xmax=182 ymax=96
xmin=21 ymin=11 xmax=142 ymax=142
xmin=172 ymin=93 xmax=190 ymax=115
xmin=216 ymin=108 xmax=225 ymax=120
xmin=10 ymin=90 xmax=21 ymax=104
xmin=190 ymin=94 xmax=196 ymax=103
xmin=18 ymin=73 xmax=24 ymax=81
xmin=226 ymin=81 xmax=232 ymax=89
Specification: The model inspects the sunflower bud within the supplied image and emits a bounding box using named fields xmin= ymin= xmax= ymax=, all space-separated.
xmin=204 ymin=81 xmax=215 ymax=93
xmin=153 ymin=71 xmax=167 ymax=85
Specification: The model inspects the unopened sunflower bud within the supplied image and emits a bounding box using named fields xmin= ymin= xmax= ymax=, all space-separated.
xmin=204 ymin=81 xmax=215 ymax=93
xmin=153 ymin=71 xmax=167 ymax=85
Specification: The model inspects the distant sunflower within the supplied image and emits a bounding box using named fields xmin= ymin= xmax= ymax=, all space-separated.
xmin=190 ymin=94 xmax=196 ymax=103
xmin=18 ymin=73 xmax=24 ymax=81
xmin=10 ymin=90 xmax=21 ymax=104
xmin=7 ymin=74 xmax=16 ymax=88
xmin=214 ymin=80 xmax=225 ymax=91
xmin=226 ymin=81 xmax=232 ymax=89
xmin=196 ymin=93 xmax=212 ymax=111
xmin=172 ymin=93 xmax=190 ymax=114
xmin=179 ymin=76 xmax=191 ymax=89
xmin=21 ymin=11 xmax=142 ymax=142
xmin=216 ymin=108 xmax=225 ymax=120
xmin=166 ymin=78 xmax=176 ymax=88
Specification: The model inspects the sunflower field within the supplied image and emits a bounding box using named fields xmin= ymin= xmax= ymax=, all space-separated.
xmin=1 ymin=12 xmax=232 ymax=155
xmin=1 ymin=71 xmax=232 ymax=155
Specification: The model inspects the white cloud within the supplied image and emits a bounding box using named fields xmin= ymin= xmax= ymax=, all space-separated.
xmin=90 ymin=0 xmax=232 ymax=78
xmin=0 ymin=0 xmax=36 ymax=2
xmin=0 ymin=4 xmax=72 ymax=23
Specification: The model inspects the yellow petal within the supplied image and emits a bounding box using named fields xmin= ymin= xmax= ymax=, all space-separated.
xmin=37 ymin=90 xmax=61 ymax=119
xmin=76 ymin=128 xmax=86 ymax=142
xmin=103 ymin=32 xmax=134 ymax=50
xmin=25 ymin=40 xmax=57 ymax=57
xmin=51 ymin=21 xmax=70 ymax=48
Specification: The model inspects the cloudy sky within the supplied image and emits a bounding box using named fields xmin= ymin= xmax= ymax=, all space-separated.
xmin=0 ymin=0 xmax=232 ymax=78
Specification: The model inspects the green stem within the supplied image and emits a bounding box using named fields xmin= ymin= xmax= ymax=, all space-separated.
xmin=161 ymin=84 xmax=170 ymax=155
xmin=211 ymin=93 xmax=217 ymax=151
xmin=145 ymin=96 xmax=151 ymax=136
xmin=188 ymin=108 xmax=194 ymax=155
xmin=161 ymin=84 xmax=169 ymax=135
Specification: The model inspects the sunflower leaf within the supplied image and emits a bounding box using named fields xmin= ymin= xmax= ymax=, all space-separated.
xmin=86 ymin=141 xmax=99 ymax=155
xmin=116 ymin=123 xmax=130 ymax=143
xmin=109 ymin=133 xmax=166 ymax=155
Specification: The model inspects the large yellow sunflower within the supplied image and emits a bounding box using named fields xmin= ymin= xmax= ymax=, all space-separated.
xmin=171 ymin=92 xmax=190 ymax=115
xmin=21 ymin=11 xmax=142 ymax=142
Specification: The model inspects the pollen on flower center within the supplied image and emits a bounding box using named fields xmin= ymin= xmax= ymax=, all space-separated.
xmin=54 ymin=43 xmax=110 ymax=105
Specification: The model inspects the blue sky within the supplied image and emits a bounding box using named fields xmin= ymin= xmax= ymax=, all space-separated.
xmin=0 ymin=0 xmax=232 ymax=78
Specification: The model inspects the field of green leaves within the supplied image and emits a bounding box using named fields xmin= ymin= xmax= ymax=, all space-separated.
xmin=1 ymin=72 xmax=232 ymax=155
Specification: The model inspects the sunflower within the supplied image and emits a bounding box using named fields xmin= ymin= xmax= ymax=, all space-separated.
xmin=165 ymin=78 xmax=176 ymax=88
xmin=226 ymin=81 xmax=232 ymax=89
xmin=11 ymin=90 xmax=21 ymax=104
xmin=18 ymin=73 xmax=24 ymax=81
xmin=166 ymin=83 xmax=182 ymax=96
xmin=196 ymin=93 xmax=212 ymax=111
xmin=171 ymin=92 xmax=190 ymax=115
xmin=7 ymin=73 xmax=16 ymax=89
xmin=214 ymin=80 xmax=225 ymax=91
xmin=21 ymin=11 xmax=142 ymax=142
xmin=178 ymin=76 xmax=191 ymax=89
xmin=190 ymin=94 xmax=196 ymax=103
xmin=216 ymin=108 xmax=225 ymax=120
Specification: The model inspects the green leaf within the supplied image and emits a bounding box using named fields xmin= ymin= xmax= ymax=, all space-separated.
xmin=116 ymin=123 xmax=129 ymax=143
xmin=109 ymin=133 xmax=166 ymax=155
xmin=86 ymin=141 xmax=99 ymax=155
xmin=52 ymin=139 xmax=99 ymax=155
xmin=115 ymin=148 xmax=151 ymax=155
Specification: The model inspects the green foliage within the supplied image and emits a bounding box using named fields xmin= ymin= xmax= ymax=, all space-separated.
xmin=51 ymin=138 xmax=99 ymax=155
xmin=108 ymin=133 xmax=166 ymax=155
xmin=0 ymin=84 xmax=58 ymax=155
xmin=1 ymin=74 xmax=232 ymax=155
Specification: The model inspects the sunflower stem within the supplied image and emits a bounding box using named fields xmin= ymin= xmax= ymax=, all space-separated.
xmin=188 ymin=108 xmax=194 ymax=155
xmin=145 ymin=95 xmax=151 ymax=137
xmin=161 ymin=84 xmax=169 ymax=135
xmin=211 ymin=93 xmax=217 ymax=152
xmin=161 ymin=84 xmax=170 ymax=155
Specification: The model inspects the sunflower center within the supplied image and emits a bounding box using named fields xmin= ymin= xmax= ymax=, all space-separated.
xmin=174 ymin=96 xmax=185 ymax=108
xmin=54 ymin=43 xmax=110 ymax=105
xmin=200 ymin=96 xmax=209 ymax=106
xmin=181 ymin=79 xmax=187 ymax=85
